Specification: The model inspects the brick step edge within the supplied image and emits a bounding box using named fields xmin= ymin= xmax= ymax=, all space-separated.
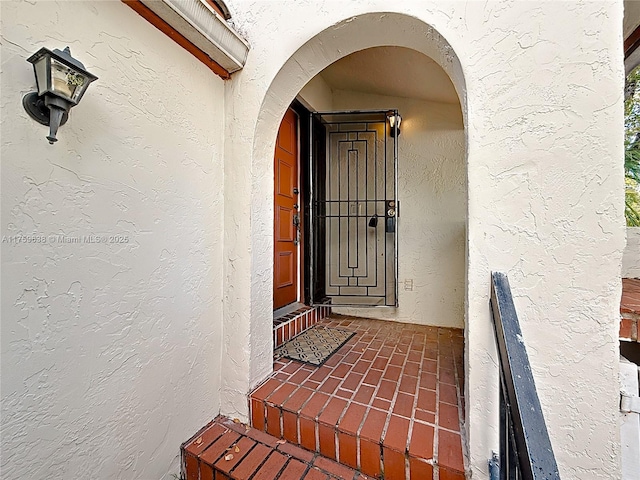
xmin=251 ymin=398 xmax=466 ymax=480
xmin=181 ymin=415 xmax=374 ymax=480
xmin=621 ymin=315 xmax=639 ymax=342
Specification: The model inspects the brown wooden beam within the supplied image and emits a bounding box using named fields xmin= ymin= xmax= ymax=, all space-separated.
xmin=626 ymin=23 xmax=640 ymax=59
xmin=122 ymin=0 xmax=231 ymax=80
xmin=204 ymin=0 xmax=228 ymax=19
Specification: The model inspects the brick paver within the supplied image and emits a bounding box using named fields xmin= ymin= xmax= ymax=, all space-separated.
xmin=621 ymin=278 xmax=640 ymax=342
xmin=250 ymin=315 xmax=467 ymax=479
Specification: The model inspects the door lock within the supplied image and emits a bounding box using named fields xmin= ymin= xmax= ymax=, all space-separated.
xmin=386 ymin=200 xmax=398 ymax=233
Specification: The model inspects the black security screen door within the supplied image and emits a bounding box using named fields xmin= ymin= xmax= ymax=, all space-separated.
xmin=309 ymin=110 xmax=399 ymax=307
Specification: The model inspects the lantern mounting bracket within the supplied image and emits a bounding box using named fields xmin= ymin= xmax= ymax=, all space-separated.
xmin=22 ymin=92 xmax=68 ymax=127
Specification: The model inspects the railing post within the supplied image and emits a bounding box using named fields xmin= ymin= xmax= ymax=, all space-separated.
xmin=490 ymin=272 xmax=561 ymax=480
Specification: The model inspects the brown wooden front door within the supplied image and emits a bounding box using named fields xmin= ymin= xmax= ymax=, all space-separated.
xmin=273 ymin=108 xmax=299 ymax=309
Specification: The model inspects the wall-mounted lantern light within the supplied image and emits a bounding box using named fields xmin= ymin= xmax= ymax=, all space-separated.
xmin=22 ymin=47 xmax=98 ymax=144
xmin=388 ymin=112 xmax=402 ymax=137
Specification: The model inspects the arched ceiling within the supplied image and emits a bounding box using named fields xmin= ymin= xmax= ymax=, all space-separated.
xmin=318 ymin=46 xmax=459 ymax=105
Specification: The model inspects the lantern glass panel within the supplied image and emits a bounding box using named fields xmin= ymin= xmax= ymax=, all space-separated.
xmin=50 ymin=59 xmax=86 ymax=103
xmin=389 ymin=114 xmax=401 ymax=129
xmin=33 ymin=56 xmax=49 ymax=96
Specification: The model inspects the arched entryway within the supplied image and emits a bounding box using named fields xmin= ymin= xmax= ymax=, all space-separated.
xmin=219 ymin=10 xmax=500 ymax=480
xmin=253 ymin=12 xmax=467 ymax=347
xmin=250 ymin=11 xmax=474 ymax=479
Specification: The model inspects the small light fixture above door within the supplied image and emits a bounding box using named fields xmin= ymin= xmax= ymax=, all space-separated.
xmin=22 ymin=46 xmax=98 ymax=144
xmin=387 ymin=112 xmax=402 ymax=137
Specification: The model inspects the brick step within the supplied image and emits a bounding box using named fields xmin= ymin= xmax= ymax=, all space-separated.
xmin=621 ymin=278 xmax=640 ymax=342
xmin=273 ymin=305 xmax=332 ymax=348
xmin=182 ymin=416 xmax=373 ymax=480
xmin=250 ymin=368 xmax=465 ymax=480
xmin=250 ymin=316 xmax=467 ymax=479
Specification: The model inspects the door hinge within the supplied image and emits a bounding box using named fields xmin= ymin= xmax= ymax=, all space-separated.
xmin=293 ymin=213 xmax=301 ymax=246
xmin=621 ymin=394 xmax=640 ymax=414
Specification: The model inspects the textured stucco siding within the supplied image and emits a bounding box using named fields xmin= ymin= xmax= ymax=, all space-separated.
xmin=0 ymin=1 xmax=627 ymax=479
xmin=1 ymin=1 xmax=225 ymax=479
xmin=332 ymin=90 xmax=466 ymax=328
xmin=223 ymin=1 xmax=625 ymax=479
xmin=623 ymin=227 xmax=640 ymax=278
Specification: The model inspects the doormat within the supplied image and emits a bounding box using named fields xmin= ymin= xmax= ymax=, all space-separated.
xmin=275 ymin=326 xmax=356 ymax=366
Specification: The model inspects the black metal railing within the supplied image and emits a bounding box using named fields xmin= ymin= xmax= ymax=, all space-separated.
xmin=490 ymin=272 xmax=561 ymax=480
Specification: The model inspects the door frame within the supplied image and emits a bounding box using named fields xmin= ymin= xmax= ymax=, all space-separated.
xmin=308 ymin=109 xmax=400 ymax=307
xmin=273 ymin=100 xmax=312 ymax=310
xmin=290 ymin=100 xmax=309 ymax=306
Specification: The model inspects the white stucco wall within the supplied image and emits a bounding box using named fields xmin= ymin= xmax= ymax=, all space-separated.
xmin=331 ymin=89 xmax=466 ymax=328
xmin=623 ymin=227 xmax=640 ymax=278
xmin=1 ymin=1 xmax=626 ymax=479
xmin=223 ymin=2 xmax=625 ymax=479
xmin=1 ymin=2 xmax=225 ymax=479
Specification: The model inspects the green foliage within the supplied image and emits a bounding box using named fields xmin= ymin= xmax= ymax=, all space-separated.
xmin=626 ymin=175 xmax=640 ymax=226
xmin=625 ymin=66 xmax=640 ymax=226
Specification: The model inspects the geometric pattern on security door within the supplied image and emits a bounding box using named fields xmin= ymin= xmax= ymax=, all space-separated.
xmin=310 ymin=110 xmax=398 ymax=307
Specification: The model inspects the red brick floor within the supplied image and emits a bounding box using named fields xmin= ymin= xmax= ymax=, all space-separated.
xmin=621 ymin=278 xmax=640 ymax=342
xmin=183 ymin=416 xmax=373 ymax=480
xmin=250 ymin=315 xmax=466 ymax=479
